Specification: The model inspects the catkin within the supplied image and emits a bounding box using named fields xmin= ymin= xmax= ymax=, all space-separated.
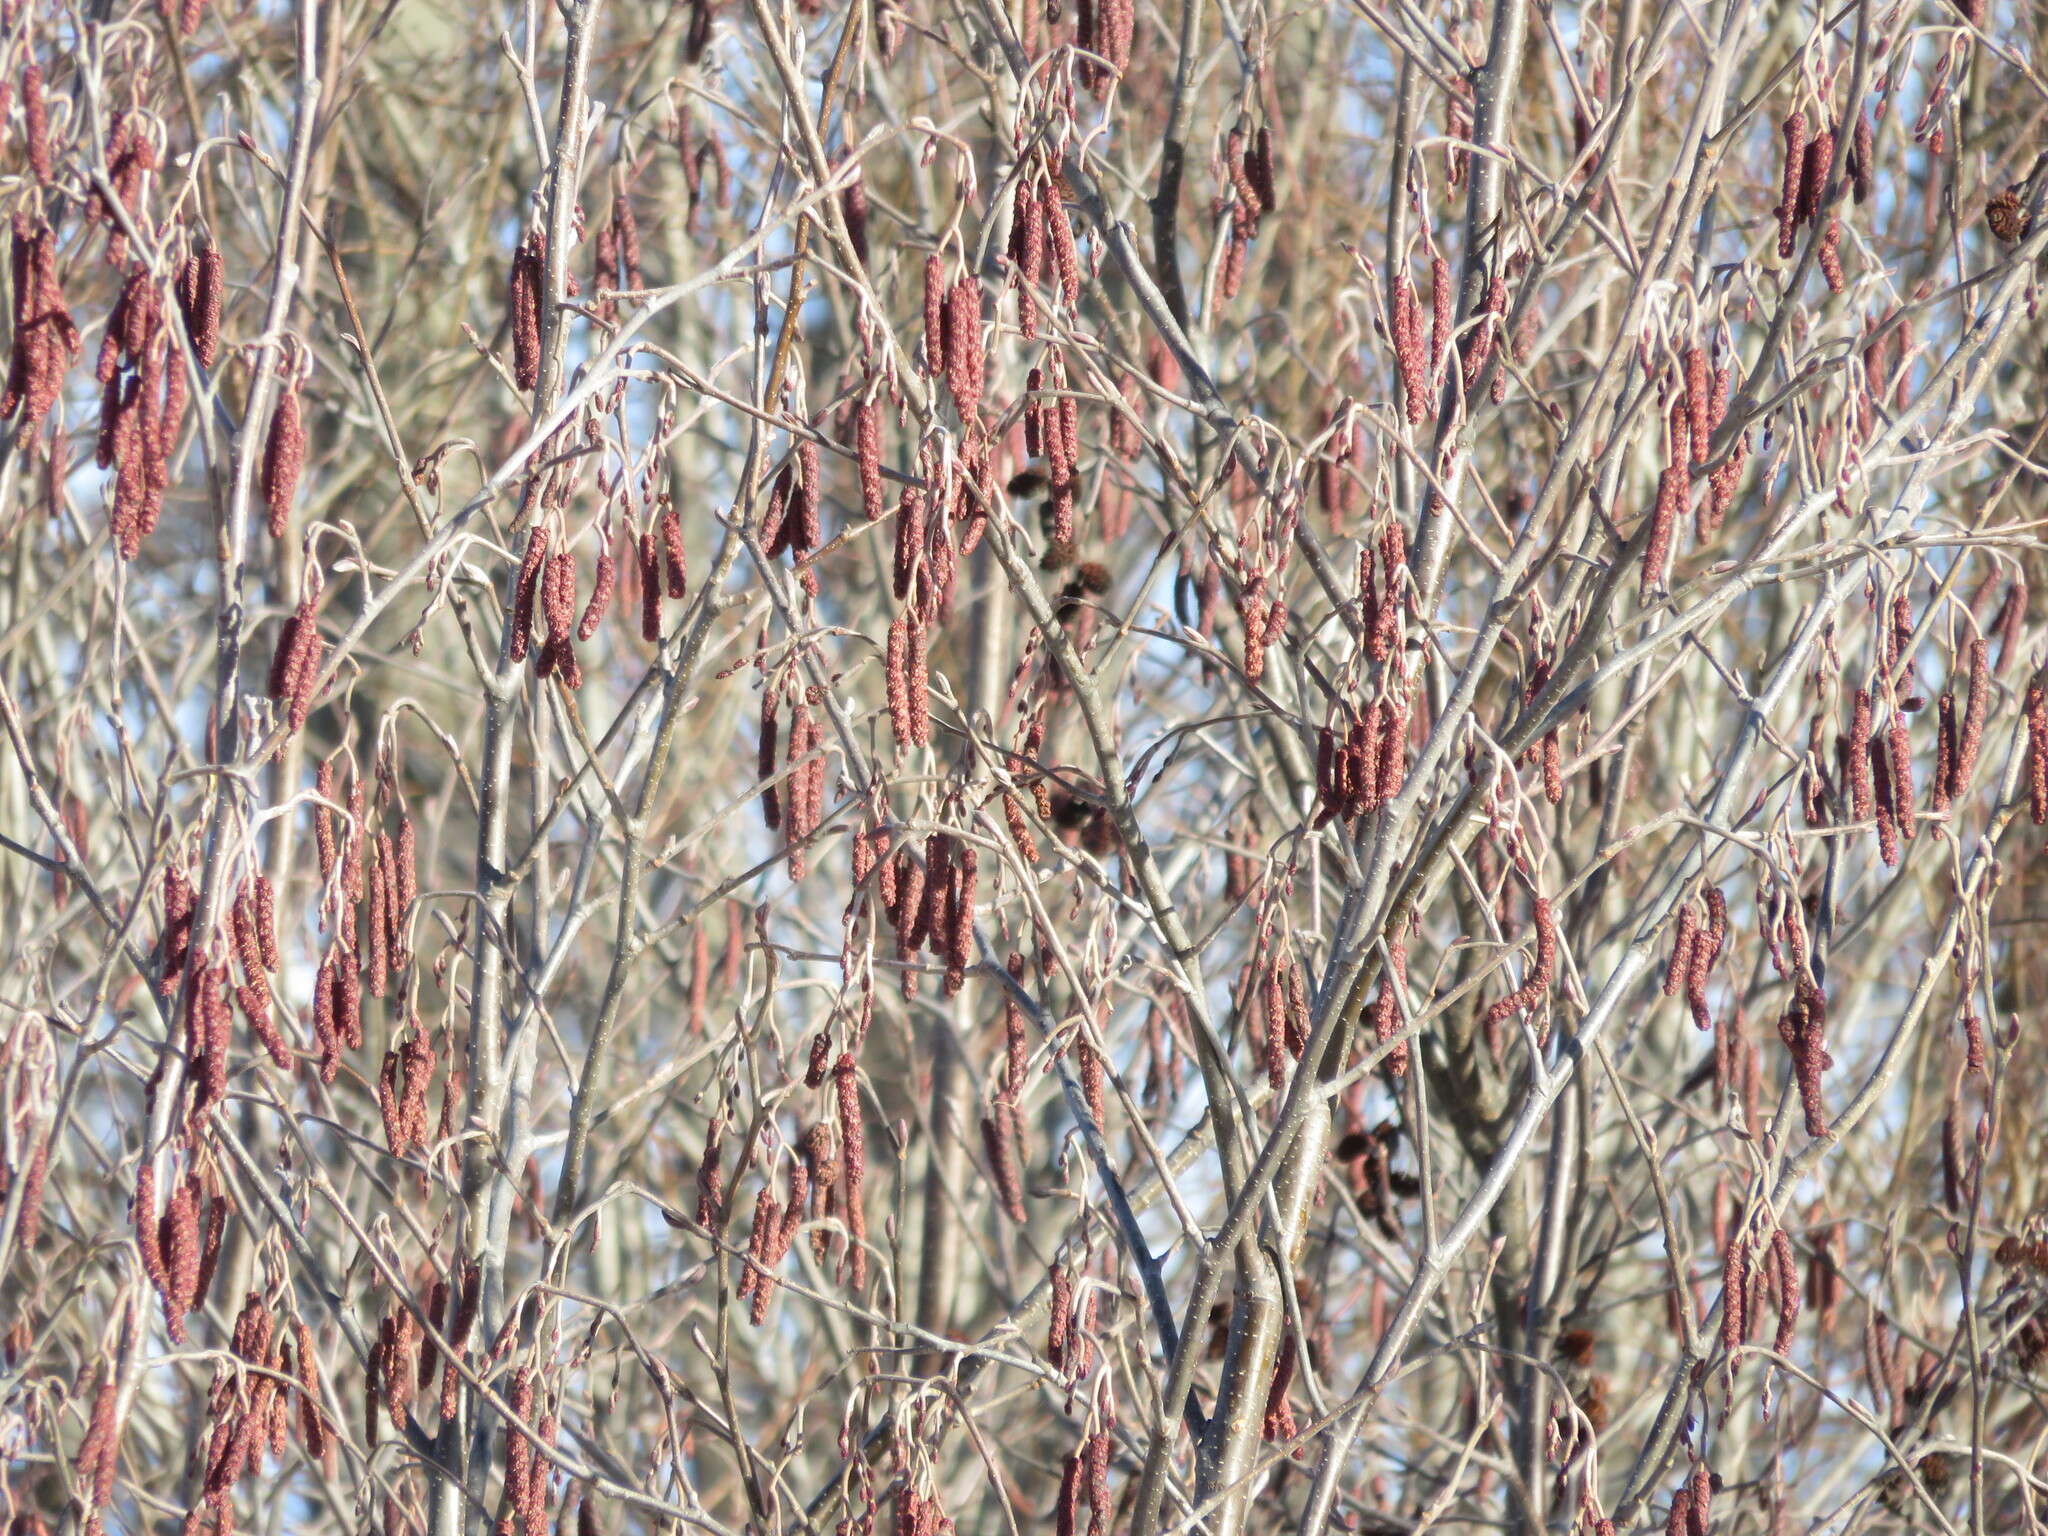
xmin=262 ymin=377 xmax=304 ymax=540
xmin=510 ymin=526 xmax=549 ymax=663
xmin=177 ymin=245 xmax=225 ymax=367
xmin=1776 ymin=111 xmax=1807 ymax=259
xmin=577 ymin=550 xmax=615 ymax=640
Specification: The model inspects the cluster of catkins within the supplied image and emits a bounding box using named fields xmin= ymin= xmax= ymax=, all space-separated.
xmin=153 ymin=861 xmax=288 ymax=1125
xmin=1313 ymin=693 xmax=1410 ymax=827
xmin=1025 ymin=355 xmax=1082 ymax=548
xmin=1053 ymin=1411 xmax=1117 ymax=1536
xmin=759 ymin=682 xmax=829 ymax=877
xmin=1216 ymin=123 xmax=1276 ymax=301
xmin=1774 ymin=107 xmax=1872 ymax=292
xmin=506 ymin=511 xmax=659 ymax=684
xmin=2 ymin=214 xmax=79 ymax=435
xmin=590 ymin=183 xmax=643 ymax=323
xmin=15 ymin=85 xmax=232 ymax=561
xmin=1482 ymin=894 xmax=1557 ymax=1047
xmin=1662 ymin=887 xmax=1728 ymax=1032
xmin=1073 ymin=0 xmax=1133 ymax=93
xmin=1718 ymin=1216 xmax=1803 ymax=1367
xmin=736 ymin=1156 xmax=809 ymax=1325
xmin=1389 ymin=257 xmax=1448 ymax=426
xmin=1004 ymin=152 xmax=1082 ymax=339
xmin=1316 ymin=401 xmax=1363 ymax=524
xmin=366 ymin=1261 xmax=479 ymax=1444
xmin=96 ymin=263 xmax=186 ymax=558
xmin=1642 ymin=344 xmax=1744 ymax=597
xmin=1045 ymin=1260 xmax=1103 ymax=1387
xmin=132 ymin=1148 xmax=227 ymax=1343
xmin=186 ymin=1296 xmax=330 ymax=1536
xmin=267 ymin=593 xmax=326 ymax=737
xmin=1767 ymin=892 xmax=1832 ymax=1138
xmin=1803 ymin=621 xmax=1992 ymax=869
xmin=853 ymin=824 xmax=978 ymax=1001
xmin=495 ymin=1362 xmax=558 ymax=1536
xmin=302 ymin=759 xmax=428 ymax=1086
xmin=1242 ymin=924 xmax=1312 ymax=1091
xmin=761 ymin=435 xmax=826 ymax=592
xmin=719 ymin=1061 xmax=866 ymax=1311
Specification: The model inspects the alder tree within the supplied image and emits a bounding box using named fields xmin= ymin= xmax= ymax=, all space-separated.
xmin=3 ymin=0 xmax=2048 ymax=1532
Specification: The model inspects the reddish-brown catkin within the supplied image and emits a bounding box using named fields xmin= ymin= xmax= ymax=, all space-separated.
xmin=1048 ymin=1263 xmax=1073 ymax=1371
xmin=1484 ymin=897 xmax=1556 ymax=1028
xmin=1045 ymin=181 xmax=1081 ymax=307
xmin=658 ymin=501 xmax=687 ymax=597
xmin=1643 ymin=468 xmax=1683 ymax=597
xmin=577 ymin=550 xmax=615 ymax=641
xmin=510 ymin=526 xmax=548 ymax=663
xmin=922 ymin=254 xmax=947 ymax=374
xmin=1952 ymin=636 xmax=1989 ymax=799
xmin=134 ymin=1157 xmax=168 ymax=1301
xmin=982 ymin=1107 xmax=1027 ymax=1222
xmin=262 ymin=377 xmax=304 ymax=540
xmin=1993 ymin=578 xmax=2027 ymax=673
xmin=1428 ymin=255 xmax=1452 ymax=381
xmin=944 ymin=275 xmax=985 ymax=422
xmin=638 ymin=530 xmax=662 ymax=641
xmin=1371 ymin=941 xmax=1409 ymax=1076
xmin=1887 ymin=710 xmax=1914 ymax=841
xmin=1847 ymin=112 xmax=1874 ymax=203
xmin=1776 ymin=111 xmax=1807 ymax=259
xmin=2026 ymin=675 xmax=2048 ymax=824
xmin=1770 ymin=1226 xmax=1802 ymax=1356
xmin=1848 ymin=689 xmax=1875 ymax=822
xmin=177 ymin=245 xmax=225 ymax=368
xmin=295 ymin=1319 xmax=329 ymax=1457
xmin=1796 ymin=128 xmax=1834 ymax=228
xmin=1393 ymin=277 xmax=1427 ymax=425
xmin=510 ymin=233 xmax=544 ymax=389
xmin=854 ymin=396 xmax=886 ymax=522
xmin=1687 ymin=889 xmax=1726 ymax=1032
xmin=1818 ymin=216 xmax=1844 ymax=294
xmin=834 ymin=1053 xmax=868 ymax=1289
xmin=758 ymin=693 xmax=782 ymax=831
xmin=1933 ymin=691 xmax=1957 ymax=814
xmin=21 ymin=63 xmax=52 ymax=184
xmin=1720 ymin=1232 xmax=1751 ymax=1353
xmin=1685 ymin=346 xmax=1712 ymax=462
xmin=1663 ymin=903 xmax=1700 ymax=998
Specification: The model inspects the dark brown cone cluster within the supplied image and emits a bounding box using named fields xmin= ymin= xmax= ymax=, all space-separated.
xmin=1987 ymin=184 xmax=2032 ymax=245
